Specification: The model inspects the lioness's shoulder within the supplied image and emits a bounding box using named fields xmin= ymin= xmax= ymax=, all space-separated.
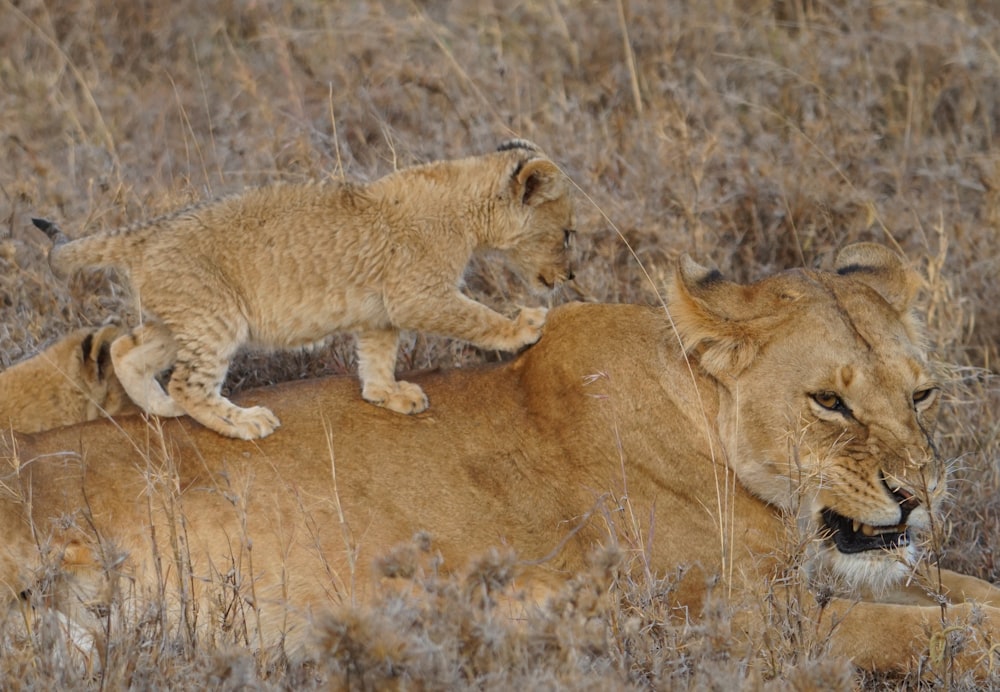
xmin=512 ymin=302 xmax=669 ymax=383
xmin=543 ymin=302 xmax=663 ymax=341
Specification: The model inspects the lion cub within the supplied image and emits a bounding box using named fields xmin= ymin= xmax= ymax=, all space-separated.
xmin=36 ymin=140 xmax=577 ymax=440
xmin=0 ymin=324 xmax=139 ymax=433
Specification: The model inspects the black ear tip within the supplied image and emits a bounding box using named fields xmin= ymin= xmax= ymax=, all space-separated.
xmin=31 ymin=217 xmax=53 ymax=232
xmin=836 ymin=263 xmax=867 ymax=277
xmin=497 ymin=138 xmax=541 ymax=154
xmin=96 ymin=340 xmax=112 ymax=379
xmin=80 ymin=332 xmax=95 ymax=363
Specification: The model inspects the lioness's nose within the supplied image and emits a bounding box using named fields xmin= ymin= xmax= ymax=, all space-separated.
xmin=890 ymin=485 xmax=920 ymax=514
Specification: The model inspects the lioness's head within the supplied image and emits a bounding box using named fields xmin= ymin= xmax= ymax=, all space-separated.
xmin=668 ymin=243 xmax=942 ymax=593
xmin=491 ymin=139 xmax=577 ymax=294
xmin=0 ymin=324 xmax=139 ymax=433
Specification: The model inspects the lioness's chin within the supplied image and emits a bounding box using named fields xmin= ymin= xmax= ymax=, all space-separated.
xmin=824 ymin=543 xmax=915 ymax=595
xmin=815 ymin=508 xmax=920 ymax=595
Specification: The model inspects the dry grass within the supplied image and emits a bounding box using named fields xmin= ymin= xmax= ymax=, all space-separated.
xmin=2 ymin=0 xmax=1000 ymax=688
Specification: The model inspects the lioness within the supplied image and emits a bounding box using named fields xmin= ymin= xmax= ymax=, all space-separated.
xmin=0 ymin=324 xmax=137 ymax=433
xmin=2 ymin=243 xmax=998 ymax=676
xmin=34 ymin=139 xmax=576 ymax=440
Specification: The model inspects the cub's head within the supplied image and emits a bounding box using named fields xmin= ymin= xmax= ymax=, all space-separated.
xmin=0 ymin=325 xmax=139 ymax=433
xmin=490 ymin=140 xmax=577 ymax=295
xmin=668 ymin=243 xmax=942 ymax=593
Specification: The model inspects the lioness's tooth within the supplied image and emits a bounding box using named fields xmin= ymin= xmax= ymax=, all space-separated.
xmin=863 ymin=523 xmax=907 ymax=536
xmin=852 ymin=520 xmax=861 ymax=533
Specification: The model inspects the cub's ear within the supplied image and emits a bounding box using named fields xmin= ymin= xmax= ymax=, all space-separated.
xmin=667 ymin=256 xmax=765 ymax=377
xmin=80 ymin=324 xmax=122 ymax=382
xmin=512 ymin=158 xmax=567 ymax=207
xmin=497 ymin=139 xmax=542 ymax=155
xmin=834 ymin=243 xmax=921 ymax=314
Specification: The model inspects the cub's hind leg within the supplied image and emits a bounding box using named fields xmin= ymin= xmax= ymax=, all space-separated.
xmin=111 ymin=321 xmax=185 ymax=417
xmin=356 ymin=328 xmax=428 ymax=414
xmin=165 ymin=322 xmax=280 ymax=440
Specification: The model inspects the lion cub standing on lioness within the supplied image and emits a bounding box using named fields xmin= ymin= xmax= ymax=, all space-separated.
xmin=36 ymin=140 xmax=577 ymax=440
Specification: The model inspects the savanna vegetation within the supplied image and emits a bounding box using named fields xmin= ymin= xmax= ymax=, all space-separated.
xmin=2 ymin=0 xmax=999 ymax=688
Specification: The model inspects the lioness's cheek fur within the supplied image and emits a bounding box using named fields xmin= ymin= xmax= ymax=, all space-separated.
xmin=5 ymin=244 xmax=999 ymax=677
xmin=38 ymin=140 xmax=578 ymax=440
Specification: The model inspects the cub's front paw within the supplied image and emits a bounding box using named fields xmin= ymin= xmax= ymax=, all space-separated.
xmin=364 ymin=381 xmax=429 ymax=415
xmin=220 ymin=405 xmax=282 ymax=440
xmin=513 ymin=306 xmax=548 ymax=347
xmin=391 ymin=381 xmax=429 ymax=414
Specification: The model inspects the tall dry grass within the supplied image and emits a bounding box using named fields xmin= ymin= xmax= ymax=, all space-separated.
xmin=2 ymin=0 xmax=1000 ymax=688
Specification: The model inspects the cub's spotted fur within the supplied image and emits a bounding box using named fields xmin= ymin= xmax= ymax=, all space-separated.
xmin=37 ymin=140 xmax=576 ymax=439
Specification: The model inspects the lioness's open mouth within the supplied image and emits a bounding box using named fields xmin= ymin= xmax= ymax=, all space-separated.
xmin=820 ymin=508 xmax=910 ymax=554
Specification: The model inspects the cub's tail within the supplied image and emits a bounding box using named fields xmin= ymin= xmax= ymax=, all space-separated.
xmin=31 ymin=217 xmax=128 ymax=279
xmin=31 ymin=217 xmax=71 ymax=246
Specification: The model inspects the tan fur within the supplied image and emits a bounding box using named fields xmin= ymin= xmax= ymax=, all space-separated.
xmin=0 ymin=325 xmax=138 ymax=433
xmin=3 ymin=243 xmax=999 ymax=675
xmin=44 ymin=140 xmax=576 ymax=439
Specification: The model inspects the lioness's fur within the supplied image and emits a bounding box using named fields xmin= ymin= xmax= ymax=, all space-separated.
xmin=36 ymin=139 xmax=576 ymax=439
xmin=3 ymin=244 xmax=998 ymax=675
xmin=0 ymin=325 xmax=138 ymax=433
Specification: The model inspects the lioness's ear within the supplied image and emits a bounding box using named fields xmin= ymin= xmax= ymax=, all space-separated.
xmin=512 ymin=158 xmax=566 ymax=207
xmin=667 ymin=255 xmax=763 ymax=377
xmin=834 ymin=243 xmax=921 ymax=314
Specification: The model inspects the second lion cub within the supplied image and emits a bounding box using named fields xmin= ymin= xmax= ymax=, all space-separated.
xmin=37 ymin=140 xmax=577 ymax=440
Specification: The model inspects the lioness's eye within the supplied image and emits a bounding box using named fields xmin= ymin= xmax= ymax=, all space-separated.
xmin=812 ymin=391 xmax=848 ymax=414
xmin=912 ymin=387 xmax=938 ymax=408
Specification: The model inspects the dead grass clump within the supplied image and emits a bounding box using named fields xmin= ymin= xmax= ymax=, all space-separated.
xmin=316 ymin=543 xmax=625 ymax=690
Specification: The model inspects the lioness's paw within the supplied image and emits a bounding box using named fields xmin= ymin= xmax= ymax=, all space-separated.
xmin=364 ymin=381 xmax=429 ymax=415
xmin=219 ymin=405 xmax=281 ymax=440
xmin=513 ymin=306 xmax=548 ymax=346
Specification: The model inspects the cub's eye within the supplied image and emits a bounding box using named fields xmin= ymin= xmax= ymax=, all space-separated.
xmin=912 ymin=387 xmax=938 ymax=408
xmin=563 ymin=228 xmax=575 ymax=249
xmin=811 ymin=391 xmax=849 ymax=415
